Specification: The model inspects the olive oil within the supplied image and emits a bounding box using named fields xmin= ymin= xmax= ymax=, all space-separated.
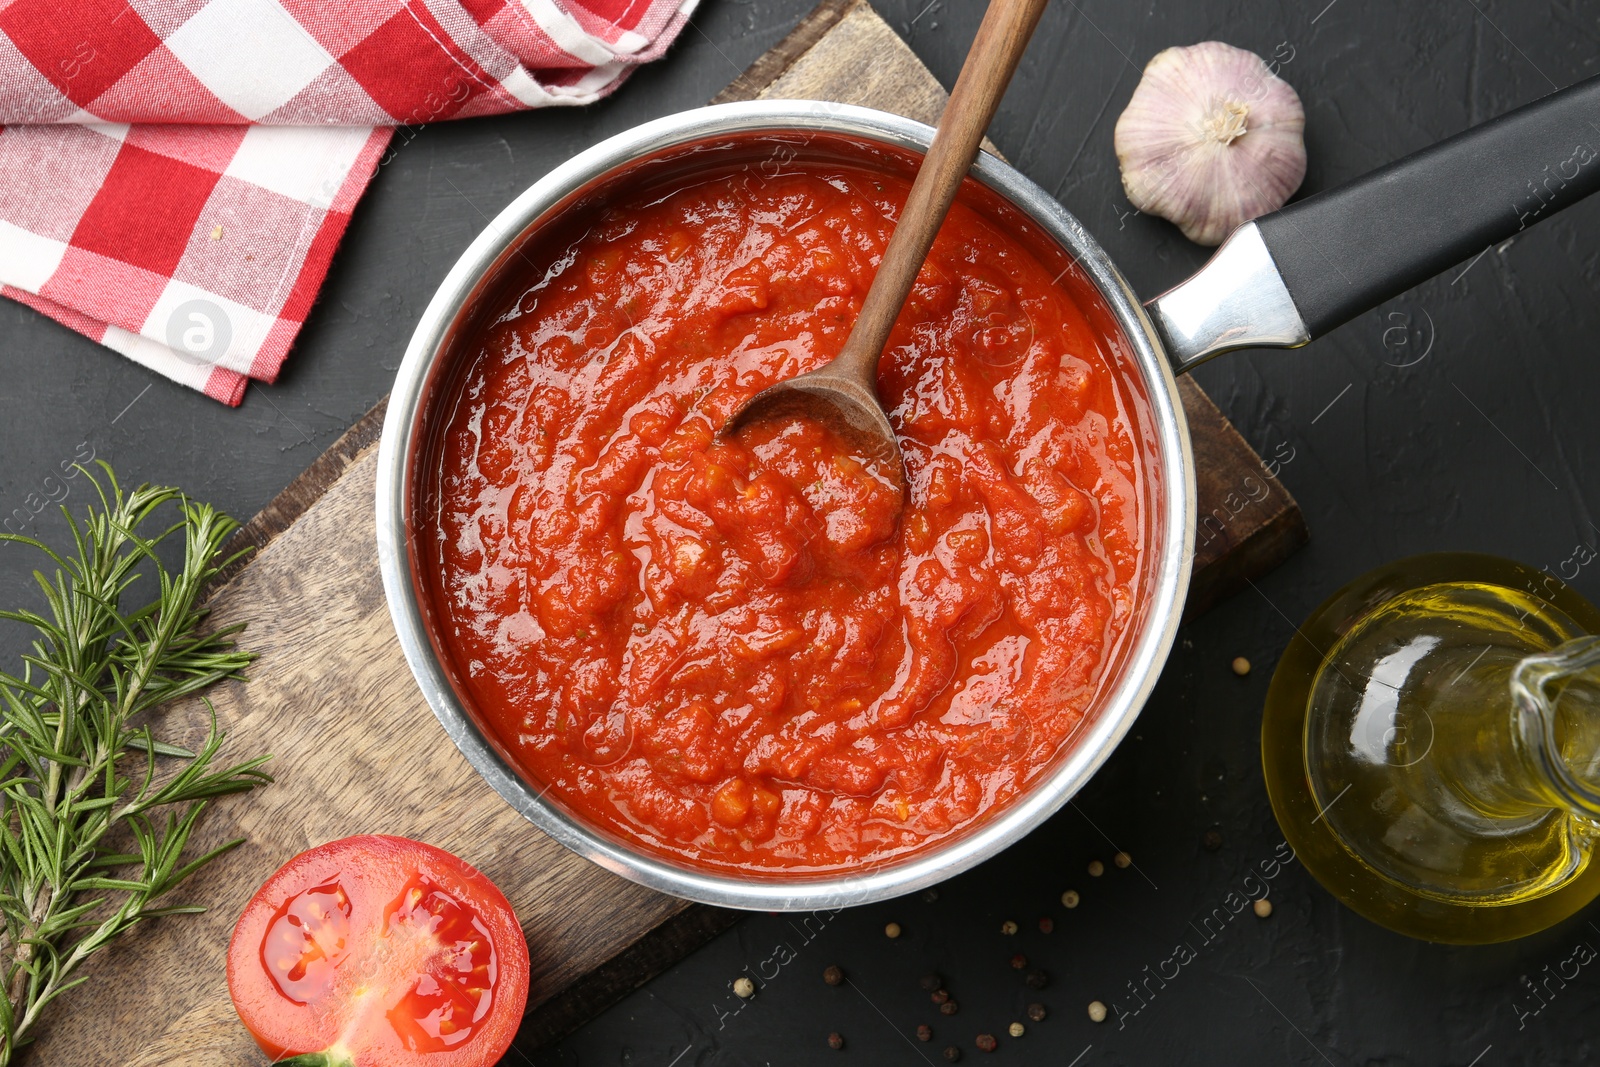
xmin=1264 ymin=554 xmax=1600 ymax=943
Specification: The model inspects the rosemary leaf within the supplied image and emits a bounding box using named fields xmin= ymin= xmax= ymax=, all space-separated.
xmin=0 ymin=463 xmax=270 ymax=1064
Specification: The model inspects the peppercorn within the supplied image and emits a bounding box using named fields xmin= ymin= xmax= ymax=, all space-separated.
xmin=920 ymin=972 xmax=942 ymax=991
xmin=1026 ymin=969 xmax=1049 ymax=990
xmin=1254 ymin=897 xmax=1273 ymax=918
xmin=1039 ymin=917 xmax=1054 ymax=933
xmin=885 ymin=921 xmax=902 ymax=938
xmin=1060 ymin=889 xmax=1080 ymax=908
xmin=931 ymin=989 xmax=950 ymax=1005
xmin=1202 ymin=828 xmax=1224 ymax=852
xmin=733 ymin=977 xmax=755 ymax=999
xmin=1027 ymin=1003 xmax=1047 ymax=1022
xmin=944 ymin=1046 xmax=962 ymax=1062
xmin=823 ymin=965 xmax=843 ymax=986
xmin=1009 ymin=953 xmax=1027 ymax=970
xmin=917 ymin=1024 xmax=934 ymax=1042
xmin=827 ymin=1032 xmax=844 ymax=1050
xmin=940 ymin=999 xmax=960 ymax=1016
xmin=1113 ymin=851 xmax=1132 ymax=869
xmin=1087 ymin=1000 xmax=1108 ymax=1023
xmin=1232 ymin=656 xmax=1251 ymax=676
xmin=975 ymin=1034 xmax=997 ymax=1052
xmin=1000 ymin=919 xmax=1018 ymax=935
xmin=1008 ymin=1022 xmax=1025 ymax=1038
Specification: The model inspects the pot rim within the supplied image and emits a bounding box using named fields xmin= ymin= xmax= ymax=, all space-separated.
xmin=375 ymin=100 xmax=1196 ymax=910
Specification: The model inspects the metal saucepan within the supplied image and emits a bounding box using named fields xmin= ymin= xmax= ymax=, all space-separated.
xmin=376 ymin=76 xmax=1600 ymax=910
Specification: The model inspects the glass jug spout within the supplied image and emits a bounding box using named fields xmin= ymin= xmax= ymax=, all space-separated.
xmin=1512 ymin=635 xmax=1600 ymax=823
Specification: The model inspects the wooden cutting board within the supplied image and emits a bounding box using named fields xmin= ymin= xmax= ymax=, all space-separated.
xmin=27 ymin=2 xmax=1305 ymax=1063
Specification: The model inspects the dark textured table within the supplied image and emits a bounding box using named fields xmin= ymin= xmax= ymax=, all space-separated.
xmin=5 ymin=1 xmax=1600 ymax=1064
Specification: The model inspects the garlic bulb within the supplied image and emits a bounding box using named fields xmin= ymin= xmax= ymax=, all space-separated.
xmin=1114 ymin=41 xmax=1307 ymax=246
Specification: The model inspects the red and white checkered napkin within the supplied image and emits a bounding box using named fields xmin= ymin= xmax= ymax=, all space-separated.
xmin=0 ymin=0 xmax=696 ymax=404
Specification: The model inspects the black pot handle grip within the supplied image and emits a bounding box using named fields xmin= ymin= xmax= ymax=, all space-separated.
xmin=1255 ymin=73 xmax=1600 ymax=337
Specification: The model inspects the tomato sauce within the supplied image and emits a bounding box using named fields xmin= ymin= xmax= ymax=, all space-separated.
xmin=426 ymin=161 xmax=1144 ymax=872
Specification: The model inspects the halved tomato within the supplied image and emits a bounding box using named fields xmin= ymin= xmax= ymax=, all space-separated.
xmin=227 ymin=835 xmax=530 ymax=1067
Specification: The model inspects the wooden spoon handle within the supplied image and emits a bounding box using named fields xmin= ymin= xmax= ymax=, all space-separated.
xmin=833 ymin=0 xmax=1050 ymax=381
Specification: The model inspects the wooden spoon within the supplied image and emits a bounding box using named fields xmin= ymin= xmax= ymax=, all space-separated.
xmin=723 ymin=0 xmax=1050 ymax=506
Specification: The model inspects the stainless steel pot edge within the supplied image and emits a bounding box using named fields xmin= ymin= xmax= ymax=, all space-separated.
xmin=376 ymin=100 xmax=1196 ymax=910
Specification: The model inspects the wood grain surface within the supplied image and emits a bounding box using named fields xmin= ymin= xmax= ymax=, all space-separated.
xmin=29 ymin=436 xmax=695 ymax=1067
xmin=1179 ymin=377 xmax=1307 ymax=618
xmin=28 ymin=3 xmax=1304 ymax=1063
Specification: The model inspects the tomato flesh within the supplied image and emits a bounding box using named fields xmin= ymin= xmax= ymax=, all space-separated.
xmin=261 ymin=878 xmax=352 ymax=1004
xmin=382 ymin=874 xmax=500 ymax=1052
xmin=228 ymin=836 xmax=529 ymax=1067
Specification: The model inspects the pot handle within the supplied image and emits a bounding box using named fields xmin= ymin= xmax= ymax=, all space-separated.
xmin=1148 ymin=72 xmax=1600 ymax=375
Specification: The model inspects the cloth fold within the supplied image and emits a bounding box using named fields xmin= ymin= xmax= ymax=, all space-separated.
xmin=0 ymin=0 xmax=696 ymax=403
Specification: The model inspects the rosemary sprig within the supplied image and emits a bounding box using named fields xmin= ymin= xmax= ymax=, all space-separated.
xmin=0 ymin=463 xmax=271 ymax=1064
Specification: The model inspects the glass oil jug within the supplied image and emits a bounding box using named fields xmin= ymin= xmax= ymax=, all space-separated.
xmin=1263 ymin=553 xmax=1600 ymax=943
